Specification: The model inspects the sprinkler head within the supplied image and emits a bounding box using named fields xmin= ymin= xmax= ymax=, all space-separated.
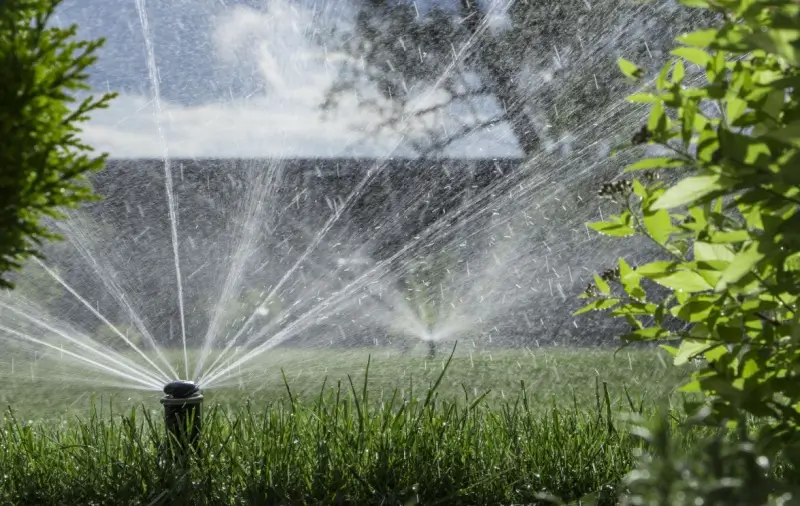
xmin=163 ymin=379 xmax=200 ymax=399
xmin=160 ymin=380 xmax=203 ymax=457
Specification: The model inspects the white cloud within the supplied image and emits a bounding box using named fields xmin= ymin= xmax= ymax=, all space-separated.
xmin=81 ymin=2 xmax=395 ymax=158
xmin=80 ymin=0 xmax=518 ymax=159
xmin=84 ymin=92 xmax=393 ymax=159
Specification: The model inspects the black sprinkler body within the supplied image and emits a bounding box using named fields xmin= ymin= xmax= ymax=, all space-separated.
xmin=164 ymin=380 xmax=199 ymax=398
xmin=160 ymin=380 xmax=203 ymax=456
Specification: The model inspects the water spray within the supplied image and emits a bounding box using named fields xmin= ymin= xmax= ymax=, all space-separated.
xmin=160 ymin=380 xmax=202 ymax=454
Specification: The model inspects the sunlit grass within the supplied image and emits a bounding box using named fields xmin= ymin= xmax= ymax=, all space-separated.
xmin=0 ymin=345 xmax=696 ymax=420
xmin=0 ymin=351 xmax=700 ymax=506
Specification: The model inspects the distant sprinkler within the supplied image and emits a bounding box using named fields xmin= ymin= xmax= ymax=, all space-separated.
xmin=161 ymin=380 xmax=202 ymax=456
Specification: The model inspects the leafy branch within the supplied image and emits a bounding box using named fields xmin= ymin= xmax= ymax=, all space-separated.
xmin=0 ymin=0 xmax=117 ymax=289
xmin=578 ymin=0 xmax=800 ymax=466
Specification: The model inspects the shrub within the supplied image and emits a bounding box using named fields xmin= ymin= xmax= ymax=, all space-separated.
xmin=0 ymin=0 xmax=116 ymax=289
xmin=578 ymin=0 xmax=799 ymax=501
xmin=621 ymin=411 xmax=800 ymax=505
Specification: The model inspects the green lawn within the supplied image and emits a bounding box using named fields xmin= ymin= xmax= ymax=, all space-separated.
xmin=0 ymin=345 xmax=695 ymax=420
xmin=0 ymin=345 xmax=703 ymax=505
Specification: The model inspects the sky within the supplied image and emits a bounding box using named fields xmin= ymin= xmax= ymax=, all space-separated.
xmin=56 ymin=0 xmax=520 ymax=159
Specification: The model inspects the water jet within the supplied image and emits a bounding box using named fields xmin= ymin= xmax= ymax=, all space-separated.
xmin=160 ymin=380 xmax=202 ymax=454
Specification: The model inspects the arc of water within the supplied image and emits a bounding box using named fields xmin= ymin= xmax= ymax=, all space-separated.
xmin=33 ymin=259 xmax=173 ymax=383
xmin=200 ymin=277 xmax=365 ymax=386
xmin=200 ymin=121 xmax=626 ymax=383
xmin=198 ymin=221 xmax=352 ymax=379
xmin=0 ymin=298 xmax=166 ymax=386
xmin=201 ymin=12 xmax=497 ymax=380
xmin=134 ymin=0 xmax=189 ymax=379
xmin=57 ymin=214 xmax=178 ymax=379
xmin=202 ymin=198 xmax=603 ymax=387
xmin=192 ymin=164 xmax=280 ymax=380
xmin=0 ymin=324 xmax=161 ymax=390
xmin=205 ymin=2 xmax=662 ymax=384
xmin=204 ymin=165 xmax=382 ymax=373
xmin=201 ymin=231 xmax=431 ymax=386
xmin=198 ymin=264 xmax=334 ymax=381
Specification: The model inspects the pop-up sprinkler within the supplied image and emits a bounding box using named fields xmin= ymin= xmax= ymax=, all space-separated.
xmin=161 ymin=380 xmax=202 ymax=454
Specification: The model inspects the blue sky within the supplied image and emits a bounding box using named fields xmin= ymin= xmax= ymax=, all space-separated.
xmin=57 ymin=0 xmax=520 ymax=158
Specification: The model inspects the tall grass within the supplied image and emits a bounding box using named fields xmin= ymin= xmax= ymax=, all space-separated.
xmin=0 ymin=353 xmax=682 ymax=505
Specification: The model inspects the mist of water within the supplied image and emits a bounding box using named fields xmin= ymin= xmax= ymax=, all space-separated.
xmin=0 ymin=0 xmax=695 ymax=394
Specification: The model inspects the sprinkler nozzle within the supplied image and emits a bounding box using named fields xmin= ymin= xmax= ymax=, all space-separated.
xmin=163 ymin=379 xmax=200 ymax=399
xmin=160 ymin=380 xmax=203 ymax=457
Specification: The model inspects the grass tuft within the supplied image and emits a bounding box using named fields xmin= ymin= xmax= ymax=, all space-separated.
xmin=0 ymin=373 xmax=685 ymax=505
xmin=0 ymin=348 xmax=705 ymax=504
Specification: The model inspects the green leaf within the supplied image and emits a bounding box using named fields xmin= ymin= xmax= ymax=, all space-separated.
xmin=632 ymin=179 xmax=647 ymax=198
xmin=593 ymin=274 xmax=610 ymax=295
xmin=574 ymin=298 xmax=618 ymax=315
xmin=703 ymin=345 xmax=727 ymax=362
xmin=619 ymin=258 xmax=646 ymax=300
xmin=624 ymin=157 xmax=686 ymax=172
xmin=679 ymin=0 xmax=710 ymax=8
xmin=643 ymin=206 xmax=671 ymax=245
xmin=762 ymin=88 xmax=786 ymax=119
xmin=627 ymin=92 xmax=659 ymax=103
xmin=621 ymin=327 xmax=673 ymax=342
xmin=740 ymin=358 xmax=759 ymax=379
xmin=687 ymin=206 xmax=708 ymax=229
xmin=677 ymin=29 xmax=718 ymax=49
xmin=763 ymin=121 xmax=800 ymax=147
xmin=785 ymin=252 xmax=800 ymax=272
xmin=696 ymin=265 xmax=724 ymax=287
xmin=652 ymin=175 xmax=724 ymax=210
xmin=719 ymin=129 xmax=773 ymax=167
xmin=635 ymin=261 xmax=677 ymax=277
xmin=696 ymin=128 xmax=720 ymax=163
xmin=681 ymin=99 xmax=698 ymax=146
xmin=672 ymin=60 xmax=685 ymax=83
xmin=768 ymin=76 xmax=800 ymax=90
xmin=737 ymin=199 xmax=764 ymax=231
xmin=667 ymin=239 xmax=690 ymax=258
xmin=671 ymin=46 xmax=713 ymax=67
xmin=679 ymin=379 xmax=703 ymax=393
xmin=689 ymin=323 xmax=710 ymax=338
xmin=708 ymin=26 xmax=748 ymax=53
xmin=671 ymin=298 xmax=716 ymax=322
xmin=674 ymin=338 xmax=713 ymax=366
xmin=610 ymin=302 xmax=658 ymax=317
xmin=708 ymin=229 xmax=751 ymax=244
xmin=715 ymin=242 xmax=766 ymax=291
xmin=725 ymin=96 xmax=748 ymax=124
xmin=706 ymin=50 xmax=727 ymax=82
xmin=660 ymin=344 xmax=678 ymax=357
xmin=617 ymin=57 xmax=644 ymax=80
xmin=619 ymin=258 xmax=634 ymax=278
xmin=588 ymin=221 xmax=636 ymax=237
xmin=694 ymin=242 xmax=735 ymax=262
xmin=746 ymin=29 xmax=800 ymax=66
xmin=647 ymin=101 xmax=668 ymax=134
xmin=656 ymin=62 xmax=672 ymax=91
xmin=652 ymin=270 xmax=713 ymax=293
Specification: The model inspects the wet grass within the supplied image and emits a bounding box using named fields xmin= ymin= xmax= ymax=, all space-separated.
xmin=0 ymin=345 xmax=695 ymax=420
xmin=0 ymin=351 xmax=699 ymax=506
